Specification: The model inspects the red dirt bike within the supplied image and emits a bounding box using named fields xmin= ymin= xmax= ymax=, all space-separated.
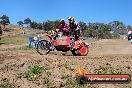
xmin=35 ymin=33 xmax=89 ymax=56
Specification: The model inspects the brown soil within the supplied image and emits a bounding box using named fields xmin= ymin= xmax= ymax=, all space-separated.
xmin=0 ymin=39 xmax=132 ymax=88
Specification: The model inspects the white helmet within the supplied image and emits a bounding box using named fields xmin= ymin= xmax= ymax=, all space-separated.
xmin=128 ymin=31 xmax=132 ymax=35
xmin=60 ymin=19 xmax=64 ymax=22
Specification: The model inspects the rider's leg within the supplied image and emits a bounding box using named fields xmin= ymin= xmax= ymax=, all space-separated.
xmin=75 ymin=29 xmax=81 ymax=41
xmin=70 ymin=31 xmax=76 ymax=50
xmin=49 ymin=38 xmax=55 ymax=50
xmin=71 ymin=29 xmax=81 ymax=49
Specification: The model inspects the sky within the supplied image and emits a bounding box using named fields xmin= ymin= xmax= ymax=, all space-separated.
xmin=0 ymin=0 xmax=132 ymax=25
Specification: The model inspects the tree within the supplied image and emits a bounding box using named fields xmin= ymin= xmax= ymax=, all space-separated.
xmin=24 ymin=18 xmax=31 ymax=27
xmin=17 ymin=21 xmax=23 ymax=26
xmin=78 ymin=21 xmax=88 ymax=31
xmin=0 ymin=15 xmax=10 ymax=28
xmin=30 ymin=21 xmax=43 ymax=30
xmin=85 ymin=22 xmax=112 ymax=38
xmin=30 ymin=21 xmax=38 ymax=29
xmin=98 ymin=24 xmax=112 ymax=39
xmin=53 ymin=20 xmax=59 ymax=29
xmin=37 ymin=23 xmax=43 ymax=29
xmin=109 ymin=21 xmax=127 ymax=36
xmin=109 ymin=21 xmax=126 ymax=30
xmin=127 ymin=25 xmax=132 ymax=31
xmin=42 ymin=20 xmax=59 ymax=31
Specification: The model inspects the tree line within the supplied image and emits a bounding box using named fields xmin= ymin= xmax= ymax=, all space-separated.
xmin=1 ymin=15 xmax=132 ymax=39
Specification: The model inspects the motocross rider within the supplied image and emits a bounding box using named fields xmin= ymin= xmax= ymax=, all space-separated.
xmin=68 ymin=16 xmax=81 ymax=41
xmin=48 ymin=30 xmax=56 ymax=50
xmin=58 ymin=19 xmax=69 ymax=36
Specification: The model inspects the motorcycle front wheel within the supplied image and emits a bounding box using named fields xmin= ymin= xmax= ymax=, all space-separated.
xmin=36 ymin=40 xmax=50 ymax=55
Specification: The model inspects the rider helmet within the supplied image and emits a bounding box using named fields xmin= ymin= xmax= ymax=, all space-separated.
xmin=60 ymin=19 xmax=64 ymax=23
xmin=49 ymin=30 xmax=54 ymax=35
xmin=55 ymin=29 xmax=60 ymax=32
xmin=68 ymin=16 xmax=73 ymax=20
xmin=68 ymin=16 xmax=75 ymax=23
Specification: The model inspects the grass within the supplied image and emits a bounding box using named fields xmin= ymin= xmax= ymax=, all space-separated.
xmin=0 ymin=34 xmax=28 ymax=45
xmin=0 ymin=32 xmax=49 ymax=51
xmin=61 ymin=73 xmax=71 ymax=79
xmin=110 ymin=68 xmax=122 ymax=74
xmin=17 ymin=65 xmax=48 ymax=81
xmin=94 ymin=65 xmax=122 ymax=74
xmin=63 ymin=62 xmax=73 ymax=71
xmin=17 ymin=65 xmax=53 ymax=88
xmin=94 ymin=66 xmax=108 ymax=74
xmin=0 ymin=46 xmax=35 ymax=51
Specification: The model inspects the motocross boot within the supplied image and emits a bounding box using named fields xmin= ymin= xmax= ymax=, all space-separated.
xmin=49 ymin=45 xmax=55 ymax=51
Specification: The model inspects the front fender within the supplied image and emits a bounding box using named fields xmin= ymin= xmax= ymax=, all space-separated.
xmin=85 ymin=42 xmax=89 ymax=46
xmin=35 ymin=40 xmax=49 ymax=47
xmin=75 ymin=40 xmax=88 ymax=49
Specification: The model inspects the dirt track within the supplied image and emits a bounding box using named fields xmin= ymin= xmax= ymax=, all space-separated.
xmin=0 ymin=39 xmax=132 ymax=88
xmin=89 ymin=39 xmax=131 ymax=54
